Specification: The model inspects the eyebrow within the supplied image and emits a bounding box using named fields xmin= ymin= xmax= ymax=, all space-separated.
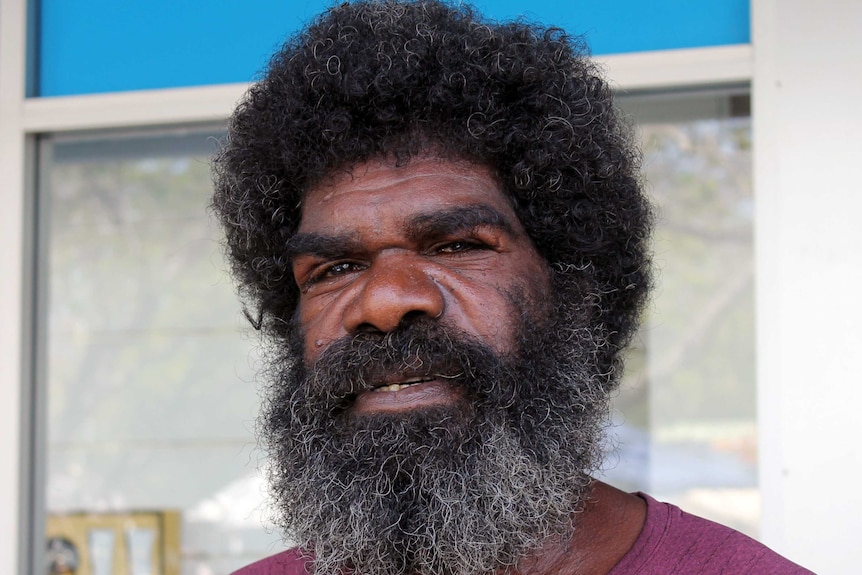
xmin=406 ymin=204 xmax=517 ymax=240
xmin=286 ymin=204 xmax=518 ymax=259
xmin=285 ymin=231 xmax=361 ymax=260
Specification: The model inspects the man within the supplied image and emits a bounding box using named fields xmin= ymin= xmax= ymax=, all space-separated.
xmin=212 ymin=1 xmax=812 ymax=573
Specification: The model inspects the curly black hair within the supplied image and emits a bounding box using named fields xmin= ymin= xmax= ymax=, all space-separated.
xmin=212 ymin=0 xmax=652 ymax=373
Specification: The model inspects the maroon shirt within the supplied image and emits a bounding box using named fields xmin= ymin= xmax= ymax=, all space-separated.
xmin=607 ymin=493 xmax=813 ymax=574
xmin=233 ymin=493 xmax=814 ymax=575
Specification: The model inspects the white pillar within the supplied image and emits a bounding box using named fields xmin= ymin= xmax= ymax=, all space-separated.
xmin=754 ymin=1 xmax=862 ymax=572
xmin=0 ymin=0 xmax=30 ymax=573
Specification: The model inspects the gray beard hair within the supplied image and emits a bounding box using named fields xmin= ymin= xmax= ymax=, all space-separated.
xmin=258 ymin=289 xmax=613 ymax=575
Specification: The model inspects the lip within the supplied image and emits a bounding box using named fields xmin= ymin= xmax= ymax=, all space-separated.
xmin=352 ymin=375 xmax=463 ymax=414
xmin=369 ymin=371 xmax=458 ymax=391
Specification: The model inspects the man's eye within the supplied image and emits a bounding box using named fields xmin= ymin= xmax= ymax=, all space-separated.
xmin=314 ymin=261 xmax=363 ymax=281
xmin=436 ymin=240 xmax=482 ymax=254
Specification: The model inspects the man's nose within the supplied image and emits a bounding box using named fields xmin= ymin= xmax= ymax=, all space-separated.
xmin=343 ymin=256 xmax=445 ymax=334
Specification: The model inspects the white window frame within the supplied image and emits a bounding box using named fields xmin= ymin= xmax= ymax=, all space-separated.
xmin=4 ymin=0 xmax=774 ymax=572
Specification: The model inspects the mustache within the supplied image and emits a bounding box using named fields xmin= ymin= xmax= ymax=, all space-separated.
xmin=301 ymin=320 xmax=501 ymax=410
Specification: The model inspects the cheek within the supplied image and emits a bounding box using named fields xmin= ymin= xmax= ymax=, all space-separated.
xmin=297 ymin=296 xmax=343 ymax=362
xmin=446 ymin=268 xmax=550 ymax=354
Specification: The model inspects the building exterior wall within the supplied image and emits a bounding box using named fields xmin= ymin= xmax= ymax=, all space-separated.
xmin=2 ymin=0 xmax=860 ymax=573
xmin=753 ymin=0 xmax=862 ymax=571
xmin=37 ymin=0 xmax=750 ymax=96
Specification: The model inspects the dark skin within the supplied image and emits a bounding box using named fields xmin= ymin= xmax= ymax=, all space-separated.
xmin=516 ymin=482 xmax=646 ymax=575
xmin=291 ymin=154 xmax=646 ymax=574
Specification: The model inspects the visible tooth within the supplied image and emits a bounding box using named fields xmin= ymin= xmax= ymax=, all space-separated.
xmin=373 ymin=383 xmax=403 ymax=393
xmin=372 ymin=379 xmax=431 ymax=393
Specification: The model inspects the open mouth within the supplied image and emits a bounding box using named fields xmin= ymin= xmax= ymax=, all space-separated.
xmin=369 ymin=371 xmax=462 ymax=393
xmin=371 ymin=376 xmax=437 ymax=393
xmin=354 ymin=372 xmax=464 ymax=413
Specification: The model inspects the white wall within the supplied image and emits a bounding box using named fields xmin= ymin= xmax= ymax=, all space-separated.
xmin=754 ymin=1 xmax=862 ymax=573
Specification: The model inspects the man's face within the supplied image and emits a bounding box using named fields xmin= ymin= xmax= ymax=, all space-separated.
xmin=291 ymin=155 xmax=552 ymax=413
xmin=262 ymin=155 xmax=610 ymax=575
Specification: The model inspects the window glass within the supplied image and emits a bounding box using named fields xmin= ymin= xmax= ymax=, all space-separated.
xmin=606 ymin=90 xmax=756 ymax=537
xmin=38 ymin=89 xmax=755 ymax=575
xmin=41 ymin=129 xmax=279 ymax=575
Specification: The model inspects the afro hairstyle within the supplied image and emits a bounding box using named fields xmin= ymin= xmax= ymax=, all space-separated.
xmin=211 ymin=0 xmax=653 ymax=374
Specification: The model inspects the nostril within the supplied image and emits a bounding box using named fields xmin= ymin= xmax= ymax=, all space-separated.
xmin=391 ymin=310 xmax=440 ymax=332
xmin=401 ymin=310 xmax=431 ymax=325
xmin=355 ymin=322 xmax=385 ymax=336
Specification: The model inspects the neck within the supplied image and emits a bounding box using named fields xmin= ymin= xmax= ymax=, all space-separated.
xmin=509 ymin=481 xmax=647 ymax=575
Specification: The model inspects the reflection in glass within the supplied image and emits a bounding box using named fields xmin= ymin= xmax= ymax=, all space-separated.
xmin=88 ymin=528 xmax=115 ymax=575
xmin=125 ymin=528 xmax=155 ymax=575
xmin=41 ymin=130 xmax=280 ymax=574
xmin=608 ymin=91 xmax=756 ymax=536
xmin=46 ymin=537 xmax=80 ymax=575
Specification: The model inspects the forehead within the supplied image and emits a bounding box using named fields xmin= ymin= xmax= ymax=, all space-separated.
xmin=299 ymin=156 xmax=520 ymax=231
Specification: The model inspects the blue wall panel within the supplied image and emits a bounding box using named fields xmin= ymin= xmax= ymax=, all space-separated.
xmin=38 ymin=0 xmax=750 ymax=97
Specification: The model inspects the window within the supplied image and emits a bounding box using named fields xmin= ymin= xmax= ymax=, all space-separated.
xmin=607 ymin=89 xmax=756 ymax=536
xmin=39 ymin=129 xmax=280 ymax=574
xmin=36 ymin=88 xmax=755 ymax=574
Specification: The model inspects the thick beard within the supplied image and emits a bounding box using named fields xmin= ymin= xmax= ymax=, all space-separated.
xmin=259 ymin=284 xmax=613 ymax=575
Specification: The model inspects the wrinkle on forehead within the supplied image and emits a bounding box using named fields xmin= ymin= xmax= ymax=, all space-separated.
xmin=308 ymin=155 xmax=500 ymax=203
